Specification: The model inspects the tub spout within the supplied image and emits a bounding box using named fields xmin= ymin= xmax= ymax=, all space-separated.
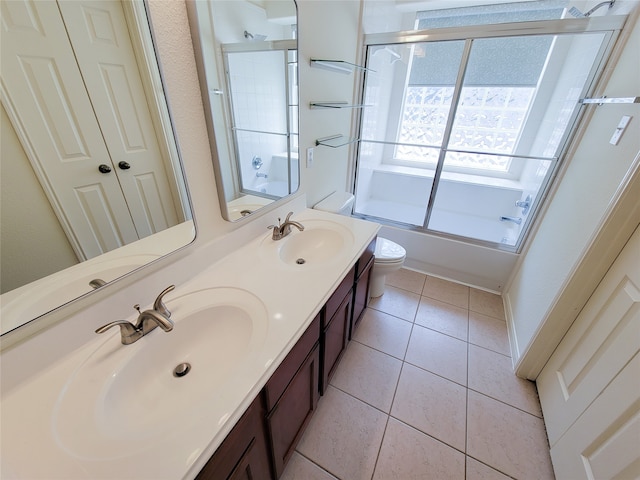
xmin=500 ymin=216 xmax=522 ymax=225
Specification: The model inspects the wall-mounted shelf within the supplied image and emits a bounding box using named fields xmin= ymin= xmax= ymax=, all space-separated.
xmin=310 ymin=101 xmax=369 ymax=109
xmin=315 ymin=134 xmax=359 ymax=148
xmin=310 ymin=59 xmax=373 ymax=75
xmin=580 ymin=96 xmax=639 ymax=105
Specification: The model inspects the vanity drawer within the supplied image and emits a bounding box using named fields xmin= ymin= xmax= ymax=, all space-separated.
xmin=263 ymin=313 xmax=320 ymax=411
xmin=324 ymin=266 xmax=355 ymax=323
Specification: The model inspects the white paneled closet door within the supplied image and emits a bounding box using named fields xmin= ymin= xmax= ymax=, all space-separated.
xmin=537 ymin=224 xmax=640 ymax=479
xmin=1 ymin=0 xmax=179 ymax=260
xmin=1 ymin=0 xmax=139 ymax=259
xmin=58 ymin=0 xmax=180 ymax=238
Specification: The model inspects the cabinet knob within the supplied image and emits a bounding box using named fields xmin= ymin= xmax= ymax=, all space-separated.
xmin=98 ymin=164 xmax=112 ymax=174
xmin=118 ymin=161 xmax=131 ymax=170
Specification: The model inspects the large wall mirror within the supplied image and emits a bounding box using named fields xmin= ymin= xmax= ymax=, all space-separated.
xmin=187 ymin=0 xmax=299 ymax=221
xmin=0 ymin=0 xmax=195 ymax=336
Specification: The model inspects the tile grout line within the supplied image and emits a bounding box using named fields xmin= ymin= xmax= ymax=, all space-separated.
xmin=293 ymin=450 xmax=341 ymax=480
xmin=389 ymin=273 xmax=508 ymax=323
xmin=465 ymin=287 xmax=470 ymax=480
xmin=293 ymin=271 xmax=522 ymax=479
xmin=368 ymin=406 xmax=391 ymax=480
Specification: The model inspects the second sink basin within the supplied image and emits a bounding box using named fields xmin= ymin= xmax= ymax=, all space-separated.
xmin=262 ymin=219 xmax=355 ymax=268
xmin=52 ymin=287 xmax=268 ymax=460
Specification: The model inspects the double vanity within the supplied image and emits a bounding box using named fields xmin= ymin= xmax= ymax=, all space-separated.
xmin=1 ymin=208 xmax=379 ymax=479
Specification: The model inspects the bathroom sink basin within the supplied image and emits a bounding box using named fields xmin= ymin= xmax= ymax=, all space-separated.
xmin=262 ymin=219 xmax=355 ymax=268
xmin=52 ymin=287 xmax=268 ymax=459
xmin=280 ymin=228 xmax=347 ymax=264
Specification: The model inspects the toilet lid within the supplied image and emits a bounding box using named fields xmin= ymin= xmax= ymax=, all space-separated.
xmin=375 ymin=237 xmax=406 ymax=263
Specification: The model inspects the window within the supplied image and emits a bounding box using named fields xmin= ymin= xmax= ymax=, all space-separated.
xmin=353 ymin=13 xmax=622 ymax=250
xmin=396 ymin=84 xmax=535 ymax=172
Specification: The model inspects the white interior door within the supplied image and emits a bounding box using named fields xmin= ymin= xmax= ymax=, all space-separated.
xmin=58 ymin=0 xmax=180 ymax=237
xmin=537 ymin=224 xmax=640 ymax=479
xmin=1 ymin=0 xmax=139 ymax=260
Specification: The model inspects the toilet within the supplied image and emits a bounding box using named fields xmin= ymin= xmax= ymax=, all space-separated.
xmin=313 ymin=192 xmax=406 ymax=297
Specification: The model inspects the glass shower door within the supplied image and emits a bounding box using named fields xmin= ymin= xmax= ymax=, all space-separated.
xmin=426 ymin=32 xmax=609 ymax=247
xmin=354 ymin=40 xmax=466 ymax=226
xmin=224 ymin=45 xmax=297 ymax=199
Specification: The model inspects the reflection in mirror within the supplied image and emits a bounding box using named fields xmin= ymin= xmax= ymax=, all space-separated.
xmin=0 ymin=0 xmax=194 ymax=336
xmin=187 ymin=0 xmax=299 ymax=221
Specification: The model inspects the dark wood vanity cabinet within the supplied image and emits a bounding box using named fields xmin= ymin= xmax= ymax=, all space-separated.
xmin=351 ymin=237 xmax=376 ymax=338
xmin=320 ymin=267 xmax=355 ymax=394
xmin=195 ymin=394 xmax=271 ymax=480
xmin=197 ymin=238 xmax=377 ymax=479
xmin=263 ymin=314 xmax=320 ymax=478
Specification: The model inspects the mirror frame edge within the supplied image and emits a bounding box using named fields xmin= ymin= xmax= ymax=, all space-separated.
xmin=185 ymin=0 xmax=300 ymax=223
xmin=185 ymin=0 xmax=232 ymax=221
xmin=0 ymin=0 xmax=198 ymax=350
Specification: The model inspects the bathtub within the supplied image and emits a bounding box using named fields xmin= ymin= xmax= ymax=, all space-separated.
xmin=251 ymin=180 xmax=290 ymax=197
xmin=355 ymin=167 xmax=525 ymax=246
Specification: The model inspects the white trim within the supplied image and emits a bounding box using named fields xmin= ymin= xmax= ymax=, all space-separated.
xmin=514 ymin=151 xmax=640 ymax=379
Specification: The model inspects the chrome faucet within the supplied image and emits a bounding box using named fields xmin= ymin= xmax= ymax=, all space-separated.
xmin=95 ymin=285 xmax=175 ymax=345
xmin=515 ymin=194 xmax=532 ymax=215
xmin=268 ymin=211 xmax=304 ymax=240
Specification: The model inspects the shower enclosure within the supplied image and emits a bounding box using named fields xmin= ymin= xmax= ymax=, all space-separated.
xmin=223 ymin=41 xmax=299 ymax=202
xmin=353 ymin=14 xmax=624 ymax=251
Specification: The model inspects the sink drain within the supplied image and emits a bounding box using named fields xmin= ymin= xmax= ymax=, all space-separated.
xmin=173 ymin=362 xmax=191 ymax=378
xmin=296 ymin=258 xmax=306 ymax=265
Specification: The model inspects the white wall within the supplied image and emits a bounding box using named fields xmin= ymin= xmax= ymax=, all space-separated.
xmin=504 ymin=12 xmax=640 ymax=366
xmin=297 ymin=0 xmax=363 ymax=207
xmin=0 ymin=0 xmax=305 ymax=383
xmin=0 ymin=105 xmax=78 ymax=293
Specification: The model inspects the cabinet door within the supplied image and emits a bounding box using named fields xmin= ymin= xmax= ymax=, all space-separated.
xmin=196 ymin=395 xmax=272 ymax=480
xmin=266 ymin=345 xmax=320 ymax=478
xmin=321 ymin=291 xmax=352 ymax=394
xmin=264 ymin=314 xmax=320 ymax=411
xmin=351 ymin=256 xmax=374 ymax=338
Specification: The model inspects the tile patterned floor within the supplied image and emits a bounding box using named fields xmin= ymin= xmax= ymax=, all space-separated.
xmin=281 ymin=268 xmax=555 ymax=480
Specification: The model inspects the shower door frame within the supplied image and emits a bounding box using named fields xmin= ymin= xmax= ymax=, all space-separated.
xmin=222 ymin=40 xmax=297 ymax=200
xmin=352 ymin=16 xmax=626 ymax=253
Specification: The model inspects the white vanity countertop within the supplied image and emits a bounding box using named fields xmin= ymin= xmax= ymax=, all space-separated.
xmin=0 ymin=209 xmax=379 ymax=479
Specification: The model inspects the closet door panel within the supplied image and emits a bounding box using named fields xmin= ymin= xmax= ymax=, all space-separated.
xmin=59 ymin=0 xmax=181 ymax=237
xmin=538 ymin=226 xmax=640 ymax=478
xmin=1 ymin=0 xmax=139 ymax=259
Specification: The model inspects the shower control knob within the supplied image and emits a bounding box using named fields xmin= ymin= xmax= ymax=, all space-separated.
xmin=98 ymin=164 xmax=112 ymax=174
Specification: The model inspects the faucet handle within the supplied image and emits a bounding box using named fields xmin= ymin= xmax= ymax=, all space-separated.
xmin=284 ymin=211 xmax=294 ymax=222
xmin=268 ymin=218 xmax=283 ymax=240
xmin=153 ymin=285 xmax=175 ymax=318
xmin=95 ymin=320 xmax=141 ymax=345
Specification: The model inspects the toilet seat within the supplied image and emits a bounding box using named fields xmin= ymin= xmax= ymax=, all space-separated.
xmin=374 ymin=237 xmax=406 ymax=264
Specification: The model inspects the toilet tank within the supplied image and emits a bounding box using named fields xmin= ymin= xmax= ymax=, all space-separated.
xmin=313 ymin=192 xmax=355 ymax=216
